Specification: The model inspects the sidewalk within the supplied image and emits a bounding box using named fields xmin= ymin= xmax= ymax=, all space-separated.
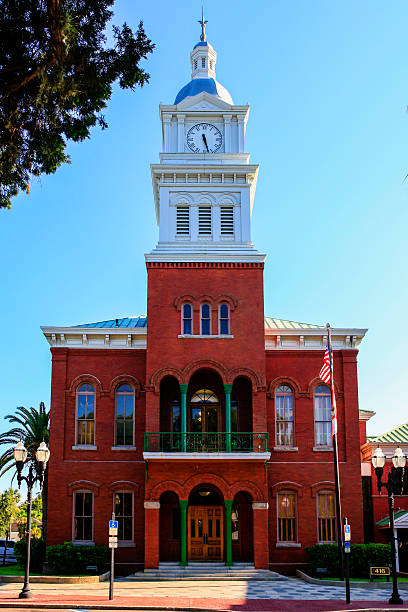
xmin=0 ymin=578 xmax=407 ymax=611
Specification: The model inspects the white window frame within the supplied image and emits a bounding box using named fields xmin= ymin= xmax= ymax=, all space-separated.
xmin=113 ymin=490 xmax=134 ymax=544
xmin=181 ymin=302 xmax=193 ymax=335
xmin=75 ymin=384 xmax=96 ymax=447
xmin=275 ymin=385 xmax=295 ymax=447
xmin=218 ymin=303 xmax=230 ymax=335
xmin=314 ymin=385 xmax=332 ymax=447
xmin=200 ymin=303 xmax=211 ymax=335
xmin=176 ymin=205 xmax=190 ymax=237
xmin=316 ymin=491 xmax=336 ymax=543
xmin=277 ymin=491 xmax=297 ymax=543
xmin=198 ymin=205 xmax=212 ymax=237
xmin=114 ymin=385 xmax=135 ymax=447
xmin=72 ymin=490 xmax=94 ymax=543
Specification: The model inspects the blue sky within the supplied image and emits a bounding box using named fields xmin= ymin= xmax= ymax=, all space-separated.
xmin=1 ymin=0 xmax=408 ymax=490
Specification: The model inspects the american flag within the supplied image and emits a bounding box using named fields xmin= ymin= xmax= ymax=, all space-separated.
xmin=319 ymin=342 xmax=337 ymax=436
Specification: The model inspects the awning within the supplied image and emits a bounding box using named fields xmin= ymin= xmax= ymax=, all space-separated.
xmin=376 ymin=510 xmax=408 ymax=529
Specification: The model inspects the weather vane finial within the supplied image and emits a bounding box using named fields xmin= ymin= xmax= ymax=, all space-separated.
xmin=198 ymin=7 xmax=208 ymax=42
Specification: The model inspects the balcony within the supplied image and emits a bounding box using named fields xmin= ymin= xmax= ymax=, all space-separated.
xmin=143 ymin=432 xmax=270 ymax=461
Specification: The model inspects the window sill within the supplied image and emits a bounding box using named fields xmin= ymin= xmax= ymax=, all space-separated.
xmin=178 ymin=334 xmax=234 ymax=339
xmin=111 ymin=446 xmax=136 ymax=451
xmin=118 ymin=541 xmax=136 ymax=548
xmin=276 ymin=542 xmax=302 ymax=548
xmin=273 ymin=446 xmax=298 ymax=452
xmin=72 ymin=445 xmax=98 ymax=451
xmin=313 ymin=446 xmax=333 ymax=452
xmin=72 ymin=541 xmax=95 ymax=546
xmin=318 ymin=541 xmax=336 ymax=545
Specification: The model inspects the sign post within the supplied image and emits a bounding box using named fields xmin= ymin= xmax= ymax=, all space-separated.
xmin=108 ymin=514 xmax=118 ymax=600
xmin=343 ymin=518 xmax=351 ymax=604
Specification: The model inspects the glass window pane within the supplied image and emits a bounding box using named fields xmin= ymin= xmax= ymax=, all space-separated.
xmin=123 ymin=493 xmax=132 ymax=516
xmin=202 ymin=319 xmax=210 ymax=335
xmin=77 ymin=421 xmax=86 ymax=444
xmin=201 ymin=304 xmax=210 ymax=318
xmin=124 ymin=395 xmax=133 ymax=418
xmin=172 ymin=405 xmax=181 ymax=432
xmin=116 ymin=421 xmax=124 ymax=445
xmin=125 ymin=421 xmax=133 ymax=445
xmin=75 ymin=492 xmax=83 ymax=516
xmin=191 ymin=408 xmax=202 ymax=432
xmin=183 ymin=304 xmax=191 ymax=318
xmin=83 ymin=517 xmax=92 ymax=541
xmin=79 ymin=384 xmax=94 ymax=392
xmin=75 ymin=517 xmax=83 ymax=540
xmin=116 ymin=395 xmax=124 ymax=418
xmin=220 ymin=319 xmax=229 ymax=334
xmin=85 ymin=396 xmax=94 ymax=420
xmin=124 ymin=517 xmax=132 ymax=540
xmin=220 ymin=304 xmax=229 ymax=318
xmin=118 ymin=384 xmax=133 ymax=392
xmin=84 ymin=493 xmax=92 ymax=516
xmin=77 ymin=396 xmax=86 ymax=419
xmin=183 ymin=319 xmax=192 ymax=334
xmin=115 ymin=493 xmax=123 ymax=515
xmin=86 ymin=421 xmax=94 ymax=445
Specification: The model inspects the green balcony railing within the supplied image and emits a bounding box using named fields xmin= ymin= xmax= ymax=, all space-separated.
xmin=144 ymin=432 xmax=269 ymax=453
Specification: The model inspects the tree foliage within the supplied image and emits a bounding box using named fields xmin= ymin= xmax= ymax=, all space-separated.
xmin=0 ymin=0 xmax=154 ymax=208
xmin=0 ymin=488 xmax=20 ymax=536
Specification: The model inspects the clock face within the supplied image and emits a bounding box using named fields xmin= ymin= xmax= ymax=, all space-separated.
xmin=186 ymin=123 xmax=223 ymax=153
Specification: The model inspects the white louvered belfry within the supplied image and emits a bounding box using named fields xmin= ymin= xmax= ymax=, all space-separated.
xmin=176 ymin=206 xmax=190 ymax=235
xmin=198 ymin=206 xmax=212 ymax=235
xmin=220 ymin=206 xmax=234 ymax=235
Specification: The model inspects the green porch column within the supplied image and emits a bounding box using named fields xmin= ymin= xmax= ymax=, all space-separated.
xmin=224 ymin=384 xmax=233 ymax=452
xmin=180 ymin=384 xmax=188 ymax=452
xmin=224 ymin=499 xmax=233 ymax=566
xmin=179 ymin=499 xmax=188 ymax=566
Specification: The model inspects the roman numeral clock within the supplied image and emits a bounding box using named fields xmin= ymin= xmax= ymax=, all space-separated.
xmin=186 ymin=123 xmax=223 ymax=153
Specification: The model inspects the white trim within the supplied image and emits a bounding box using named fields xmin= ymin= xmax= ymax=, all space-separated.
xmin=72 ymin=490 xmax=94 ymax=543
xmin=143 ymin=452 xmax=271 ymax=460
xmin=114 ymin=384 xmax=135 ymax=447
xmin=178 ymin=334 xmax=234 ymax=339
xmin=316 ymin=491 xmax=336 ymax=544
xmin=75 ymin=384 xmax=96 ymax=447
xmin=276 ymin=542 xmax=302 ymax=548
xmin=113 ymin=490 xmax=134 ymax=544
xmin=273 ymin=446 xmax=299 ymax=452
xmin=313 ymin=446 xmax=333 ymax=452
xmin=111 ymin=446 xmax=137 ymax=451
xmin=72 ymin=445 xmax=98 ymax=451
xmin=144 ymin=501 xmax=160 ymax=509
xmin=275 ymin=385 xmax=295 ymax=448
xmin=218 ymin=302 xmax=230 ymax=336
xmin=200 ymin=302 xmax=212 ymax=335
xmin=252 ymin=502 xmax=269 ymax=509
xmin=181 ymin=302 xmax=193 ymax=335
xmin=276 ymin=491 xmax=298 ymax=545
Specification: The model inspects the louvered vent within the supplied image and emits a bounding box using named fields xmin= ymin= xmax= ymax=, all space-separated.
xmin=176 ymin=206 xmax=190 ymax=235
xmin=221 ymin=206 xmax=234 ymax=235
xmin=198 ymin=206 xmax=212 ymax=235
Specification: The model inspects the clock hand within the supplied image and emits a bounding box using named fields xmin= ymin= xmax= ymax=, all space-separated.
xmin=202 ymin=133 xmax=209 ymax=152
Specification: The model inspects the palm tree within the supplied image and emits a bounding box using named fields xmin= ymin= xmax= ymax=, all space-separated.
xmin=0 ymin=402 xmax=50 ymax=540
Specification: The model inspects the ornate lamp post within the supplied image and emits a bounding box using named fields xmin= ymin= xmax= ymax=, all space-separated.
xmin=13 ymin=440 xmax=50 ymax=599
xmin=372 ymin=445 xmax=407 ymax=605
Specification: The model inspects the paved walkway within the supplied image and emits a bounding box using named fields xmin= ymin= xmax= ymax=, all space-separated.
xmin=0 ymin=578 xmax=407 ymax=610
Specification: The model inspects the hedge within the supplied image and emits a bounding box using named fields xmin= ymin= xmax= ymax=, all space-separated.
xmin=14 ymin=537 xmax=46 ymax=573
xmin=46 ymin=542 xmax=109 ymax=575
xmin=306 ymin=543 xmax=391 ymax=578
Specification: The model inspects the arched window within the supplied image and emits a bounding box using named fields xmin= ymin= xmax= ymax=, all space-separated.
xmin=182 ymin=303 xmax=192 ymax=335
xmin=277 ymin=492 xmax=297 ymax=542
xmin=191 ymin=389 xmax=219 ymax=403
xmin=275 ymin=385 xmax=294 ymax=447
xmin=201 ymin=303 xmax=211 ymax=335
xmin=115 ymin=384 xmax=134 ymax=446
xmin=317 ymin=492 xmax=336 ymax=542
xmin=76 ymin=384 xmax=95 ymax=445
xmin=219 ymin=303 xmax=230 ymax=335
xmin=314 ymin=385 xmax=332 ymax=447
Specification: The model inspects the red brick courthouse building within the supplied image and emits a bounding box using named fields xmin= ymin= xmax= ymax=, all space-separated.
xmin=42 ymin=28 xmax=367 ymax=575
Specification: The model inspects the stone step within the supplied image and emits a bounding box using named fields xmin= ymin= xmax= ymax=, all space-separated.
xmin=124 ymin=563 xmax=288 ymax=581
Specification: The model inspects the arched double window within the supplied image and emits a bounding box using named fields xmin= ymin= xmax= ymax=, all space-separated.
xmin=76 ymin=384 xmax=95 ymax=446
xmin=115 ymin=384 xmax=134 ymax=446
xmin=314 ymin=385 xmax=332 ymax=447
xmin=182 ymin=303 xmax=192 ymax=335
xmin=201 ymin=303 xmax=211 ymax=335
xmin=275 ymin=385 xmax=294 ymax=447
xmin=219 ymin=303 xmax=230 ymax=335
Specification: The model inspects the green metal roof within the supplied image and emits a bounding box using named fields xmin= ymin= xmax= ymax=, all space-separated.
xmin=369 ymin=422 xmax=408 ymax=444
xmin=359 ymin=409 xmax=375 ymax=415
xmin=376 ymin=509 xmax=408 ymax=528
xmin=264 ymin=317 xmax=325 ymax=330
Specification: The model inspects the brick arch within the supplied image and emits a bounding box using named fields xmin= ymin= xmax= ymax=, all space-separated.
xmin=182 ymin=472 xmax=231 ymax=500
xmin=229 ymin=480 xmax=264 ymax=502
xmin=150 ymin=367 xmax=184 ymax=393
xmin=108 ymin=375 xmax=142 ymax=399
xmin=108 ymin=480 xmax=140 ymax=495
xmin=307 ymin=377 xmax=341 ymax=398
xmin=231 ymin=368 xmax=265 ymax=391
xmin=182 ymin=360 xmax=229 ymax=385
xmin=67 ymin=480 xmax=100 ymax=496
xmin=310 ymin=481 xmax=339 ymax=497
xmin=270 ymin=481 xmax=304 ymax=498
xmin=149 ymin=480 xmax=185 ymax=501
xmin=267 ymin=376 xmax=302 ymax=398
xmin=174 ymin=295 xmax=196 ymax=312
xmin=67 ymin=374 xmax=102 ymax=398
xmin=214 ymin=295 xmax=238 ymax=311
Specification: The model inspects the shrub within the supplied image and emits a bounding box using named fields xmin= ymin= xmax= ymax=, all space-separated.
xmin=14 ymin=537 xmax=46 ymax=573
xmin=46 ymin=542 xmax=109 ymax=575
xmin=306 ymin=543 xmax=391 ymax=578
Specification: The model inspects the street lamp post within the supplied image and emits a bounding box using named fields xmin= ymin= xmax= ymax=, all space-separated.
xmin=372 ymin=445 xmax=407 ymax=606
xmin=13 ymin=440 xmax=50 ymax=599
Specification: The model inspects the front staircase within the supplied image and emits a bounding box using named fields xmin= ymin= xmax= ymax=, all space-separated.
xmin=125 ymin=562 xmax=288 ymax=581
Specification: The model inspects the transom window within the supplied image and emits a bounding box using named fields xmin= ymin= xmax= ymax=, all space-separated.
xmin=114 ymin=492 xmax=133 ymax=541
xmin=275 ymin=385 xmax=294 ymax=446
xmin=219 ymin=303 xmax=230 ymax=335
xmin=201 ymin=303 xmax=211 ymax=335
xmin=76 ymin=384 xmax=95 ymax=445
xmin=74 ymin=491 xmax=93 ymax=541
xmin=191 ymin=389 xmax=219 ymax=403
xmin=317 ymin=492 xmax=336 ymax=542
xmin=115 ymin=384 xmax=134 ymax=446
xmin=314 ymin=385 xmax=332 ymax=446
xmin=182 ymin=303 xmax=192 ymax=335
xmin=277 ymin=492 xmax=296 ymax=542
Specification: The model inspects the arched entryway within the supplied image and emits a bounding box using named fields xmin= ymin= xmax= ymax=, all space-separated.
xmin=188 ymin=485 xmax=224 ymax=561
xmin=232 ymin=491 xmax=254 ymax=562
xmin=159 ymin=491 xmax=181 ymax=562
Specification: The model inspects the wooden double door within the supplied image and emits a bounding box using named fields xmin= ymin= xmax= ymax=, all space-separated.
xmin=188 ymin=506 xmax=224 ymax=561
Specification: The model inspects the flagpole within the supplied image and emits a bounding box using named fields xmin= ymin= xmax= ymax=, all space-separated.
xmin=327 ymin=322 xmax=344 ymax=582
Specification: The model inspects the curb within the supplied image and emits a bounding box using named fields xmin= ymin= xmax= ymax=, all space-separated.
xmin=0 ymin=571 xmax=110 ymax=584
xmin=296 ymin=569 xmax=408 ymax=589
xmin=0 ymin=605 xmax=225 ymax=611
